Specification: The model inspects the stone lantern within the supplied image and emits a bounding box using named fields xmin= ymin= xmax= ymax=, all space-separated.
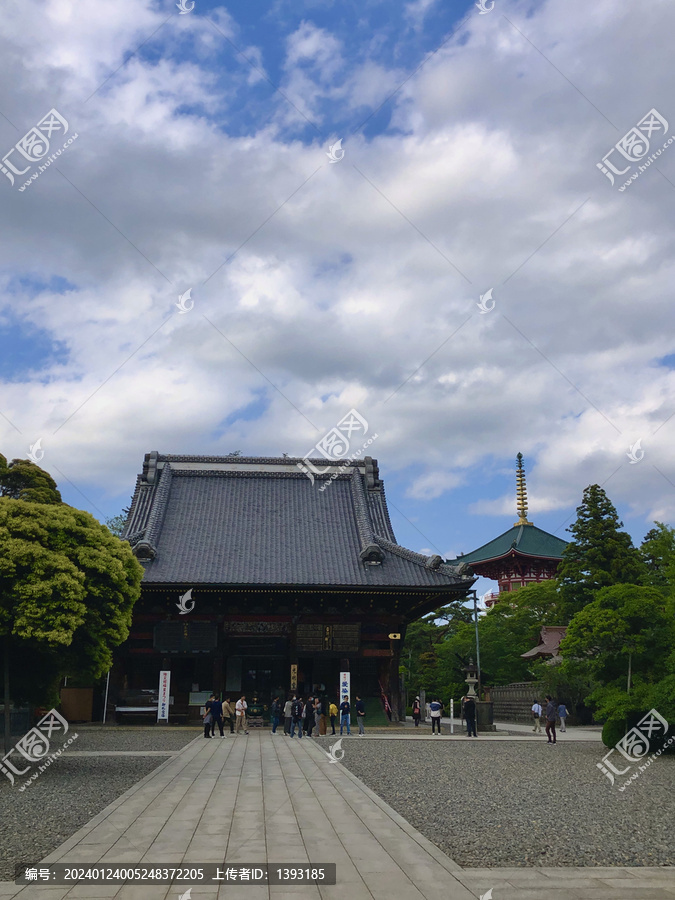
xmin=463 ymin=657 xmax=479 ymax=699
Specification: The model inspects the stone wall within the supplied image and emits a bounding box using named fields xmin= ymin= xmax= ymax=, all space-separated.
xmin=489 ymin=682 xmax=543 ymax=724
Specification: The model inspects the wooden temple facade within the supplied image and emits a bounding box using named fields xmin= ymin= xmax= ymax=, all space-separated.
xmin=115 ymin=453 xmax=474 ymax=722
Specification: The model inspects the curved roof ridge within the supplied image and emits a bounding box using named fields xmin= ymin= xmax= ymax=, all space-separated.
xmin=375 ymin=536 xmax=468 ymax=577
xmin=122 ymin=475 xmax=155 ymax=541
xmin=143 ymin=463 xmax=173 ymax=549
xmin=350 ymin=466 xmax=375 ymax=547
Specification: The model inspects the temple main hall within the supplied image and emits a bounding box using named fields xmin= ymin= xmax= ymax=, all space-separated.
xmin=115 ymin=452 xmax=474 ymax=722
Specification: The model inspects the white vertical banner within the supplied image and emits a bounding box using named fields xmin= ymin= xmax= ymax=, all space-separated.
xmin=157 ymin=670 xmax=171 ymax=722
xmin=339 ymin=671 xmax=350 ymax=706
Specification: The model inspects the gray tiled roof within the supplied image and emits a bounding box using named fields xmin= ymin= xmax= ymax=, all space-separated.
xmin=123 ymin=454 xmax=473 ymax=590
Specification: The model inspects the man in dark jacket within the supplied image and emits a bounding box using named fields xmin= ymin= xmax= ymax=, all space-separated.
xmin=339 ymin=698 xmax=351 ymax=735
xmin=355 ymin=696 xmax=366 ymax=735
xmin=545 ymin=695 xmax=557 ymax=744
xmin=464 ymin=696 xmax=477 ymax=737
xmin=303 ymin=697 xmax=314 ymax=737
xmin=270 ymin=696 xmax=281 ymax=734
xmin=290 ymin=696 xmax=304 ymax=738
xmin=204 ymin=694 xmax=215 ymax=738
xmin=210 ymin=694 xmax=224 ymax=737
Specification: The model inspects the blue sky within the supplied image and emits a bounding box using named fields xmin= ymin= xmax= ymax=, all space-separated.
xmin=0 ymin=0 xmax=674 ymax=603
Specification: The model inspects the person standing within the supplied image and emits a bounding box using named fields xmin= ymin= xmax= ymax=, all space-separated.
xmin=355 ymin=695 xmax=366 ymax=735
xmin=222 ymin=696 xmax=235 ymax=734
xmin=290 ymin=696 xmax=303 ymax=738
xmin=210 ymin=694 xmax=224 ymax=737
xmin=429 ymin=698 xmax=443 ymax=734
xmin=314 ymin=698 xmax=322 ymax=736
xmin=270 ymin=696 xmax=281 ymax=734
xmin=558 ymin=701 xmax=568 ymax=732
xmin=235 ymin=695 xmax=249 ymax=734
xmin=329 ymin=700 xmax=338 ymax=735
xmin=304 ymin=695 xmax=314 ymax=737
xmin=464 ymin=695 xmax=477 ymax=737
xmin=412 ymin=696 xmax=421 ymax=727
xmin=339 ymin=697 xmax=351 ymax=735
xmin=203 ymin=694 xmax=215 ymax=738
xmin=283 ymin=696 xmax=293 ymax=735
xmin=532 ymin=700 xmax=543 ymax=733
xmin=545 ymin=695 xmax=557 ymax=744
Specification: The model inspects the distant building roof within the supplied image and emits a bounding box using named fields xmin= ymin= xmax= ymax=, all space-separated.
xmin=521 ymin=625 xmax=568 ymax=659
xmin=122 ymin=452 xmax=475 ymax=591
xmin=449 ymin=523 xmax=568 ymax=567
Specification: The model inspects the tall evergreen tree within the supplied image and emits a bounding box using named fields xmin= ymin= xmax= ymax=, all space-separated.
xmin=558 ymin=484 xmax=645 ymax=619
xmin=640 ymin=522 xmax=675 ymax=591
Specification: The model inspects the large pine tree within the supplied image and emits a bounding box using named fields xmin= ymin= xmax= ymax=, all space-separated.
xmin=558 ymin=484 xmax=645 ymax=619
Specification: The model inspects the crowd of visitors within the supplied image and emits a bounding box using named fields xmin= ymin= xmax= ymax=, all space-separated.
xmin=202 ymin=693 xmax=365 ymax=737
xmin=202 ymin=691 xmax=571 ymax=742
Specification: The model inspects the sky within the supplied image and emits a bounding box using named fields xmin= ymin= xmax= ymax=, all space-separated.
xmin=1 ymin=0 xmax=674 ymax=602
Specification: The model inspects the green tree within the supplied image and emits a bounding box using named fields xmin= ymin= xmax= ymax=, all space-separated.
xmin=640 ymin=522 xmax=675 ymax=591
xmin=562 ymin=584 xmax=674 ymax=744
xmin=0 ymin=498 xmax=143 ymax=748
xmin=403 ymin=601 xmax=473 ymax=700
xmin=105 ymin=497 xmax=133 ymax=538
xmin=558 ymin=485 xmax=645 ymax=619
xmin=105 ymin=514 xmax=128 ymax=538
xmin=0 ymin=454 xmax=61 ymax=504
xmin=426 ymin=581 xmax=560 ymax=703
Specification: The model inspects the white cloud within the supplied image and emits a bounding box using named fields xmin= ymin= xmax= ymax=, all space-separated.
xmin=0 ymin=0 xmax=674 ymax=533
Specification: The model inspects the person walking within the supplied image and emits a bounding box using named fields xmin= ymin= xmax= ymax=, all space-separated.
xmin=532 ymin=700 xmax=543 ymax=733
xmin=464 ymin=695 xmax=477 ymax=737
xmin=283 ymin=696 xmax=293 ymax=735
xmin=558 ymin=701 xmax=568 ymax=732
xmin=290 ymin=696 xmax=303 ymax=738
xmin=235 ymin=695 xmax=249 ymax=734
xmin=545 ymin=695 xmax=557 ymax=744
xmin=339 ymin=697 xmax=351 ymax=735
xmin=329 ymin=700 xmax=338 ymax=735
xmin=429 ymin=698 xmax=443 ymax=734
xmin=355 ymin=695 xmax=366 ymax=735
xmin=270 ymin=696 xmax=282 ymax=734
xmin=222 ymin=696 xmax=235 ymax=734
xmin=210 ymin=694 xmax=224 ymax=737
xmin=412 ymin=696 xmax=421 ymax=727
xmin=314 ymin=698 xmax=322 ymax=736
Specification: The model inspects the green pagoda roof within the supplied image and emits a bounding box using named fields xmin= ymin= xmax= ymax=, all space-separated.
xmin=449 ymin=524 xmax=568 ymax=566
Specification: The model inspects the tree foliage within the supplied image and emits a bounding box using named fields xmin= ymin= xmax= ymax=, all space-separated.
xmin=0 ymin=454 xmax=61 ymax=504
xmin=0 ymin=495 xmax=143 ymax=705
xmin=640 ymin=522 xmax=675 ymax=590
xmin=558 ymin=484 xmax=645 ymax=619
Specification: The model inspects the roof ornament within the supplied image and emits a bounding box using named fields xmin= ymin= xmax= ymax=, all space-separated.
xmin=360 ymin=543 xmax=384 ymax=565
xmin=142 ymin=450 xmax=159 ymax=484
xmin=514 ymin=452 xmax=534 ymax=526
xmin=364 ymin=457 xmax=381 ymax=490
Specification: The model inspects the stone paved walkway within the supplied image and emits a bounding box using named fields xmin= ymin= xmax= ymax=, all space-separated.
xmin=1 ymin=733 xmax=673 ymax=900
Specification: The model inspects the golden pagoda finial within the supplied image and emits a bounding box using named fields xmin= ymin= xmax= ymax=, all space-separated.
xmin=514 ymin=452 xmax=533 ymax=526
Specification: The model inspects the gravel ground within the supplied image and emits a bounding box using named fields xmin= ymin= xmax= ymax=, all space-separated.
xmin=316 ymin=737 xmax=675 ymax=868
xmin=65 ymin=726 xmax=197 ymax=752
xmin=0 ymin=728 xmax=196 ymax=882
